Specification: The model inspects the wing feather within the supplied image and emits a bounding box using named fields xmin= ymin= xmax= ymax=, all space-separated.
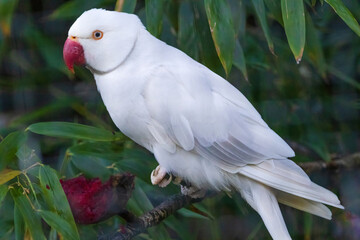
xmin=143 ymin=64 xmax=294 ymax=169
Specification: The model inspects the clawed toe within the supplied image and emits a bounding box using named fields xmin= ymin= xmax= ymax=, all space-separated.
xmin=151 ymin=165 xmax=172 ymax=188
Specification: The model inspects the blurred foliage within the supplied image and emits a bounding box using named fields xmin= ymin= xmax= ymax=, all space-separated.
xmin=0 ymin=0 xmax=360 ymax=239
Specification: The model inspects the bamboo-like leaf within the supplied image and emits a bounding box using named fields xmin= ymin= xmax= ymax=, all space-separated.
xmin=146 ymin=0 xmax=166 ymax=37
xmin=177 ymin=208 xmax=210 ymax=220
xmin=191 ymin=1 xmax=224 ymax=75
xmin=38 ymin=165 xmax=80 ymax=240
xmin=0 ymin=131 xmax=27 ymax=171
xmin=204 ymin=0 xmax=235 ymax=75
xmin=49 ymin=0 xmax=102 ymax=20
xmin=128 ymin=181 xmax=171 ymax=240
xmin=39 ymin=210 xmax=79 ymax=240
xmin=264 ymin=0 xmax=283 ymax=25
xmin=305 ymin=12 xmax=326 ymax=78
xmin=0 ymin=184 xmax=8 ymax=205
xmin=325 ymin=0 xmax=360 ymax=37
xmin=14 ymin=205 xmax=25 ymax=240
xmin=28 ymin=122 xmax=123 ymax=141
xmin=281 ymin=0 xmax=306 ymax=63
xmin=233 ymin=40 xmax=248 ymax=81
xmin=178 ymin=1 xmax=199 ymax=60
xmin=115 ymin=0 xmax=137 ymax=13
xmin=0 ymin=0 xmax=18 ymax=37
xmin=10 ymin=187 xmax=46 ymax=240
xmin=0 ymin=169 xmax=21 ymax=185
xmin=252 ymin=0 xmax=275 ymax=54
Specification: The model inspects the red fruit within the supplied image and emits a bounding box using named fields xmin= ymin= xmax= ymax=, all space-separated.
xmin=60 ymin=174 xmax=135 ymax=224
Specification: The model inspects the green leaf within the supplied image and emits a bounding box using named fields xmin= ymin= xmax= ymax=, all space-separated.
xmin=115 ymin=0 xmax=137 ymax=13
xmin=281 ymin=0 xmax=306 ymax=63
xmin=178 ymin=1 xmax=199 ymax=60
xmin=177 ymin=208 xmax=210 ymax=220
xmin=264 ymin=0 xmax=283 ymax=24
xmin=0 ymin=0 xmax=18 ymax=37
xmin=305 ymin=12 xmax=326 ymax=78
xmin=204 ymin=0 xmax=235 ymax=75
xmin=49 ymin=0 xmax=102 ymax=20
xmin=0 ymin=184 xmax=8 ymax=206
xmin=0 ymin=131 xmax=27 ymax=171
xmin=14 ymin=205 xmax=25 ymax=240
xmin=325 ymin=0 xmax=360 ymax=37
xmin=233 ymin=40 xmax=248 ymax=81
xmin=127 ymin=181 xmax=171 ymax=240
xmin=191 ymin=1 xmax=224 ymax=75
xmin=38 ymin=165 xmax=79 ymax=240
xmin=10 ymin=97 xmax=77 ymax=128
xmin=27 ymin=122 xmax=123 ymax=141
xmin=71 ymin=154 xmax=111 ymax=180
xmin=146 ymin=0 xmax=166 ymax=37
xmin=38 ymin=210 xmax=79 ymax=240
xmin=252 ymin=0 xmax=275 ymax=54
xmin=327 ymin=66 xmax=360 ymax=90
xmin=10 ymin=187 xmax=46 ymax=240
xmin=0 ymin=169 xmax=21 ymax=185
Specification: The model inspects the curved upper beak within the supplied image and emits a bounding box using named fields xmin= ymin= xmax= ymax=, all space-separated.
xmin=63 ymin=37 xmax=85 ymax=73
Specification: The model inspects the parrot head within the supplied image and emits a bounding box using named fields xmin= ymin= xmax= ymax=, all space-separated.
xmin=63 ymin=8 xmax=141 ymax=73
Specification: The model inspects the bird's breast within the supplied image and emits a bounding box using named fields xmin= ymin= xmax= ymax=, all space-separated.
xmin=95 ymin=73 xmax=155 ymax=152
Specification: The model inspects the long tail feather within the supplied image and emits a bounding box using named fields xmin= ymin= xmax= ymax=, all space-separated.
xmin=275 ymin=190 xmax=332 ymax=220
xmin=232 ymin=176 xmax=291 ymax=240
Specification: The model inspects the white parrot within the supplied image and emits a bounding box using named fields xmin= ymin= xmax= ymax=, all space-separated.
xmin=63 ymin=9 xmax=343 ymax=239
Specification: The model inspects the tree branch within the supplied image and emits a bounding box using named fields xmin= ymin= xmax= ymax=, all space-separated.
xmin=99 ymin=152 xmax=360 ymax=240
xmin=299 ymin=152 xmax=360 ymax=173
xmin=99 ymin=194 xmax=201 ymax=240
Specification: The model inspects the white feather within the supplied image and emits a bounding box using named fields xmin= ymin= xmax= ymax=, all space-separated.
xmin=68 ymin=9 xmax=344 ymax=240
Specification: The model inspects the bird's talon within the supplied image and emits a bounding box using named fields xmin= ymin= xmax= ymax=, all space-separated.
xmin=158 ymin=174 xmax=172 ymax=187
xmin=151 ymin=165 xmax=171 ymax=187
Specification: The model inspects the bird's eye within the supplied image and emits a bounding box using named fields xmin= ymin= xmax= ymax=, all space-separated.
xmin=92 ymin=30 xmax=103 ymax=40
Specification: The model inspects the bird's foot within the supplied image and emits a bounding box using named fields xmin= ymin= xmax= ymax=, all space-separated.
xmin=181 ymin=185 xmax=206 ymax=199
xmin=151 ymin=165 xmax=172 ymax=188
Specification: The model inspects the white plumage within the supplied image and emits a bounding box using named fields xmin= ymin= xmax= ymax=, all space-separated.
xmin=65 ymin=9 xmax=343 ymax=239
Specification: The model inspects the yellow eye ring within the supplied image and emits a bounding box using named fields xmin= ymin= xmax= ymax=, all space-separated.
xmin=92 ymin=30 xmax=103 ymax=40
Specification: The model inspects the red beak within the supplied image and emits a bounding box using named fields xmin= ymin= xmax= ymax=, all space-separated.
xmin=63 ymin=37 xmax=85 ymax=73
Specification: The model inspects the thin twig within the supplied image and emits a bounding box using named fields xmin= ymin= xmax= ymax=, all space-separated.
xmin=99 ymin=152 xmax=360 ymax=240
xmin=99 ymin=194 xmax=200 ymax=240
xmin=299 ymin=152 xmax=360 ymax=173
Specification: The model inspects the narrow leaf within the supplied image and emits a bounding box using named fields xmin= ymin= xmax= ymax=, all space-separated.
xmin=327 ymin=66 xmax=360 ymax=90
xmin=204 ymin=0 xmax=236 ymax=75
xmin=305 ymin=12 xmax=326 ymax=78
xmin=49 ymin=0 xmax=102 ymax=20
xmin=325 ymin=0 xmax=360 ymax=37
xmin=38 ymin=165 xmax=79 ymax=239
xmin=115 ymin=0 xmax=137 ymax=13
xmin=233 ymin=40 xmax=248 ymax=81
xmin=178 ymin=1 xmax=200 ymax=60
xmin=264 ymin=0 xmax=283 ymax=24
xmin=0 ymin=131 xmax=27 ymax=171
xmin=281 ymin=0 xmax=306 ymax=63
xmin=39 ymin=210 xmax=79 ymax=240
xmin=191 ymin=1 xmax=224 ymax=75
xmin=27 ymin=122 xmax=123 ymax=141
xmin=10 ymin=187 xmax=46 ymax=240
xmin=0 ymin=169 xmax=21 ymax=185
xmin=252 ymin=0 xmax=275 ymax=54
xmin=177 ymin=208 xmax=210 ymax=220
xmin=14 ymin=205 xmax=25 ymax=240
xmin=146 ymin=0 xmax=166 ymax=37
xmin=0 ymin=0 xmax=18 ymax=37
xmin=0 ymin=184 xmax=8 ymax=205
